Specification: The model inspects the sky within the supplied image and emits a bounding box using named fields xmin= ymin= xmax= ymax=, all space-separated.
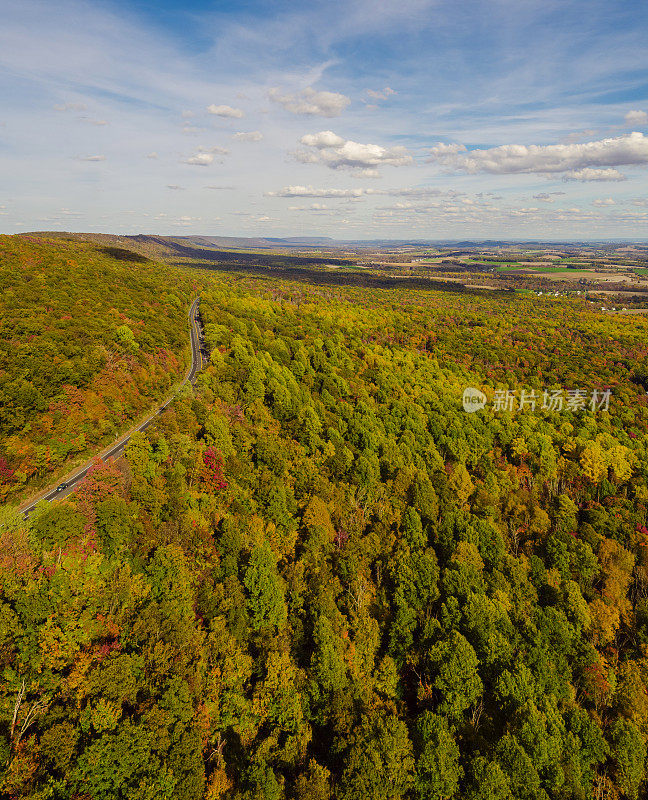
xmin=1 ymin=0 xmax=648 ymax=240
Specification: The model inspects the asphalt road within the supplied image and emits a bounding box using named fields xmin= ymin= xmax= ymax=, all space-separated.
xmin=20 ymin=296 xmax=204 ymax=517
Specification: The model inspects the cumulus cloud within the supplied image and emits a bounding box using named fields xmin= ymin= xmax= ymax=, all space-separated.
xmin=592 ymin=197 xmax=616 ymax=206
xmin=146 ymin=152 xmax=158 ymax=159
xmin=233 ymin=131 xmax=263 ymax=142
xmin=77 ymin=154 xmax=105 ymax=161
xmin=207 ymin=104 xmax=244 ymax=118
xmin=625 ymin=110 xmax=648 ymax=126
xmin=427 ymin=132 xmax=648 ymax=180
xmin=429 ymin=142 xmax=467 ymax=157
xmin=184 ymin=146 xmax=228 ymax=166
xmin=166 ymin=185 xmax=185 ymax=190
xmin=300 ymin=131 xmax=345 ymax=148
xmin=295 ymin=130 xmax=412 ymax=172
xmin=269 ymin=87 xmax=351 ymax=117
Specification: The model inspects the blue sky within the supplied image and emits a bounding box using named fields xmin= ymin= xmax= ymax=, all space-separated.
xmin=1 ymin=0 xmax=648 ymax=239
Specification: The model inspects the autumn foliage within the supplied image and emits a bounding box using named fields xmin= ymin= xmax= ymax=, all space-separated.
xmin=2 ymin=254 xmax=648 ymax=798
xmin=0 ymin=235 xmax=197 ymax=503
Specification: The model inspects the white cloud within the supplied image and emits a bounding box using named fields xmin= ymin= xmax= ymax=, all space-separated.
xmin=77 ymin=154 xmax=106 ymax=161
xmin=185 ymin=153 xmax=214 ymax=166
xmin=592 ymin=197 xmax=616 ymax=206
xmin=533 ymin=191 xmax=566 ymax=202
xmin=427 ymin=132 xmax=648 ymax=180
xmin=266 ymin=184 xmax=456 ymax=198
xmin=389 ymin=186 xmax=460 ymax=198
xmin=295 ymin=130 xmax=412 ymax=172
xmin=166 ymin=185 xmax=185 ymax=190
xmin=233 ymin=130 xmax=263 ymax=142
xmin=355 ymin=168 xmax=381 ymax=178
xmin=146 ymin=152 xmax=158 ymax=159
xmin=287 ymin=202 xmax=336 ymax=212
xmin=200 ymin=145 xmax=229 ymax=154
xmin=269 ymin=87 xmax=350 ymax=117
xmin=429 ymin=142 xmax=467 ymax=157
xmin=184 ymin=145 xmax=230 ymax=164
xmin=173 ymin=215 xmax=203 ymax=226
xmin=562 ymin=168 xmax=627 ymax=182
xmin=82 ymin=118 xmax=108 ymax=126
xmin=206 ymin=104 xmax=244 ymax=118
xmin=625 ymin=110 xmax=648 ymax=126
xmin=267 ymin=185 xmax=366 ymax=198
xmin=300 ymin=131 xmax=346 ymax=148
xmin=366 ymin=87 xmax=395 ymax=100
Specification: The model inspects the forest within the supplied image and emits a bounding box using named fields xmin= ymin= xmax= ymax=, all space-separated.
xmin=2 ymin=236 xmax=648 ymax=799
xmin=0 ymin=235 xmax=198 ymax=504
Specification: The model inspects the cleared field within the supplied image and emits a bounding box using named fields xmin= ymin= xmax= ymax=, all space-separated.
xmin=496 ymin=265 xmax=644 ymax=282
xmin=495 ymin=264 xmax=571 ymax=273
xmin=541 ymin=271 xmax=642 ymax=282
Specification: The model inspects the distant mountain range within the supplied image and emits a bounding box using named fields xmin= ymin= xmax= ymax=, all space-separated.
xmin=20 ymin=231 xmax=648 ymax=255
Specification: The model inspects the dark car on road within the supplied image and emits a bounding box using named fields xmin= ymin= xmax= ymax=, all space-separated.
xmin=55 ymin=483 xmax=68 ymax=493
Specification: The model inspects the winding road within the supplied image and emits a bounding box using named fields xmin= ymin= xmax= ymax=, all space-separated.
xmin=20 ymin=296 xmax=204 ymax=517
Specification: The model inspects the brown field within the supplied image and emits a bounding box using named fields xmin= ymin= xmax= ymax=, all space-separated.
xmin=519 ymin=270 xmax=641 ymax=282
xmin=591 ymin=288 xmax=648 ymax=297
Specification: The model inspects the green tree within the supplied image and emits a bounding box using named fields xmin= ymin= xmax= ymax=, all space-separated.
xmin=414 ymin=711 xmax=462 ymax=800
xmin=611 ymin=719 xmax=647 ymax=800
xmin=338 ymin=709 xmax=414 ymax=800
xmin=244 ymin=541 xmax=287 ymax=632
xmin=425 ymin=632 xmax=483 ymax=721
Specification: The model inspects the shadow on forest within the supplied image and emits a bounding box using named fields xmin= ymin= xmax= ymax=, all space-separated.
xmin=169 ymin=257 xmax=505 ymax=295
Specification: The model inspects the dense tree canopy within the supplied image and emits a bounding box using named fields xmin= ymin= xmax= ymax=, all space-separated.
xmin=2 ymin=242 xmax=648 ymax=798
xmin=0 ymin=235 xmax=199 ymax=503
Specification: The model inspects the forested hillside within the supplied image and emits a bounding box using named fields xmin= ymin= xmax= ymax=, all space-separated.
xmin=0 ymin=236 xmax=197 ymax=503
xmin=3 ymin=263 xmax=648 ymax=799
